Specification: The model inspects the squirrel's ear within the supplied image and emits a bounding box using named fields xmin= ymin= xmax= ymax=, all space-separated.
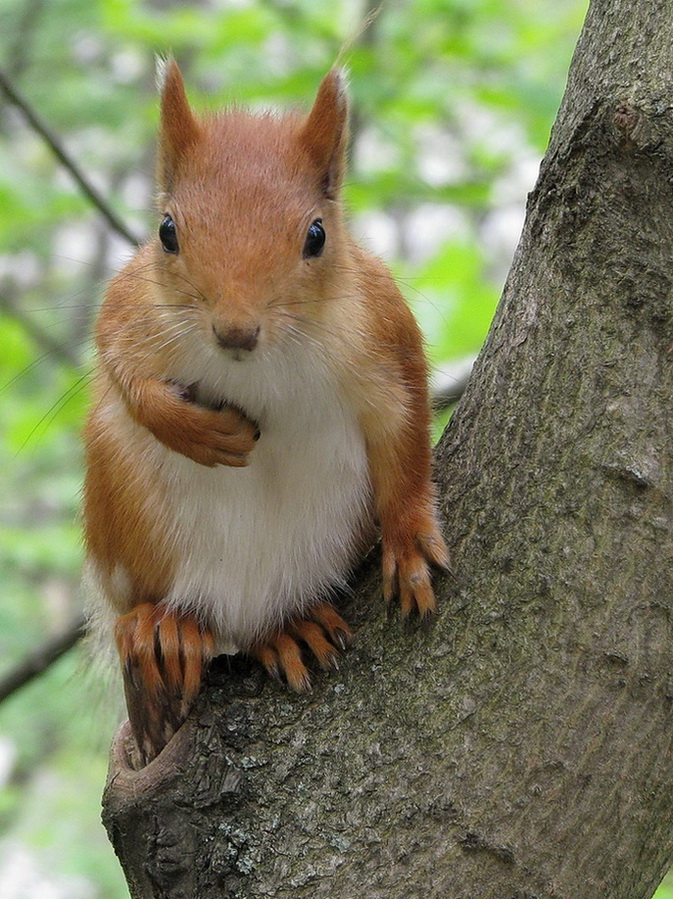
xmin=300 ymin=68 xmax=349 ymax=199
xmin=156 ymin=57 xmax=202 ymax=191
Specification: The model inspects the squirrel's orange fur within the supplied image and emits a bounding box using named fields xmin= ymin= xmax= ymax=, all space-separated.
xmin=83 ymin=61 xmax=448 ymax=763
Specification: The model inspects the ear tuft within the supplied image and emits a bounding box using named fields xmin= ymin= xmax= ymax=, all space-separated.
xmin=157 ymin=58 xmax=202 ymax=193
xmin=300 ymin=68 xmax=350 ymax=199
xmin=155 ymin=54 xmax=170 ymax=92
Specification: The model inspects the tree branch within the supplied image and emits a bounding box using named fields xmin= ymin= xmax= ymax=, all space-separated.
xmin=0 ymin=614 xmax=86 ymax=703
xmin=431 ymin=356 xmax=474 ymax=410
xmin=0 ymin=65 xmax=142 ymax=247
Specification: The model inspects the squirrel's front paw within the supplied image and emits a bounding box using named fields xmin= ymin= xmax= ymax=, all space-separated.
xmin=382 ymin=521 xmax=450 ymax=617
xmin=151 ymin=380 xmax=259 ymax=467
xmin=173 ymin=397 xmax=259 ymax=467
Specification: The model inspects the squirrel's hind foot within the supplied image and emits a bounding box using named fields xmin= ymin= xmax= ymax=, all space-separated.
xmin=248 ymin=602 xmax=352 ymax=692
xmin=114 ymin=602 xmax=214 ymax=765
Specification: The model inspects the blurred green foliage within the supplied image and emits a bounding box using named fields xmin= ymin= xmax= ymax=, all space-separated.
xmin=11 ymin=0 xmax=663 ymax=895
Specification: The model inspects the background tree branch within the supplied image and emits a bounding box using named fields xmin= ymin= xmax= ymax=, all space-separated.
xmin=0 ymin=613 xmax=85 ymax=703
xmin=431 ymin=357 xmax=474 ymax=411
xmin=102 ymin=0 xmax=673 ymax=896
xmin=0 ymin=65 xmax=142 ymax=247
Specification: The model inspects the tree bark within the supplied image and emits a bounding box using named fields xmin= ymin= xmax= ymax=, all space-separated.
xmin=101 ymin=0 xmax=673 ymax=895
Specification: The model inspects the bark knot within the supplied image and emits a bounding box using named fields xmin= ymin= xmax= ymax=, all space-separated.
xmin=613 ymin=101 xmax=639 ymax=149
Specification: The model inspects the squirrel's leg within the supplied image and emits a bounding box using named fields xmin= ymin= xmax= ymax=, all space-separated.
xmin=114 ymin=603 xmax=214 ymax=764
xmin=366 ymin=426 xmax=450 ymax=617
xmin=361 ymin=381 xmax=450 ymax=617
xmin=248 ymin=602 xmax=352 ymax=691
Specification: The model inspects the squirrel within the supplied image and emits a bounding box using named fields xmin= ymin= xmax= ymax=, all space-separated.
xmin=83 ymin=59 xmax=449 ymax=764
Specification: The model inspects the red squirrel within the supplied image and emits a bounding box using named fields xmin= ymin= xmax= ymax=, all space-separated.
xmin=83 ymin=60 xmax=449 ymax=763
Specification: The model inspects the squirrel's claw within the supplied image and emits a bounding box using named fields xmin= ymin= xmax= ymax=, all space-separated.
xmin=114 ymin=603 xmax=214 ymax=765
xmin=382 ymin=524 xmax=450 ymax=618
xmin=248 ymin=602 xmax=352 ymax=691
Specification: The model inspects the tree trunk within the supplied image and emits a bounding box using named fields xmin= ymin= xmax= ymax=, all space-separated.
xmin=101 ymin=0 xmax=673 ymax=895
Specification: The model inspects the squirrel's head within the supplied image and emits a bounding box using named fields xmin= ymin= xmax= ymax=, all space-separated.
xmin=152 ymin=59 xmax=352 ymax=359
xmin=156 ymin=58 xmax=349 ymax=203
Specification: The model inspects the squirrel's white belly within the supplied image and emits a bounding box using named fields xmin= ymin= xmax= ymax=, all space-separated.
xmin=160 ymin=396 xmax=371 ymax=649
xmin=108 ymin=345 xmax=373 ymax=651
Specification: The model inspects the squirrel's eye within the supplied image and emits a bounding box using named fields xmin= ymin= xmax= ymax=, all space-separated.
xmin=303 ymin=219 xmax=325 ymax=258
xmin=159 ymin=214 xmax=179 ymax=254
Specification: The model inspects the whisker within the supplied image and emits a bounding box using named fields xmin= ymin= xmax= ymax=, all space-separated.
xmin=1 ymin=341 xmax=85 ymax=395
xmin=162 ymin=269 xmax=209 ymax=304
xmin=152 ymin=322 xmax=201 ymax=355
xmin=16 ymin=370 xmax=93 ymax=453
xmin=273 ymin=309 xmax=356 ymax=348
xmin=111 ymin=317 xmax=201 ymax=352
xmin=113 ymin=261 xmax=204 ymax=304
xmin=131 ymin=260 xmax=211 ymax=304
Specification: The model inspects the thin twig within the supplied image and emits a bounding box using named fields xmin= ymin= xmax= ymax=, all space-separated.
xmin=0 ymin=65 xmax=142 ymax=247
xmin=0 ymin=614 xmax=86 ymax=703
xmin=432 ymin=356 xmax=475 ymax=410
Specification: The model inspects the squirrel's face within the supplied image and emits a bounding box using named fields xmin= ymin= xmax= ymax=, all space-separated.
xmin=153 ymin=61 xmax=351 ymax=361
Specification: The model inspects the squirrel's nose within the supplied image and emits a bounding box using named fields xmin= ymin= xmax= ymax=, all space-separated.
xmin=213 ymin=323 xmax=260 ymax=352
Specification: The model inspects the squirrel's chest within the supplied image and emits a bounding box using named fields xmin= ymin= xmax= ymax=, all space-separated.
xmin=160 ymin=353 xmax=373 ymax=644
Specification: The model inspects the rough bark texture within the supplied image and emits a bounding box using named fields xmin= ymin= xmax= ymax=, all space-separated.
xmin=102 ymin=0 xmax=673 ymax=895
